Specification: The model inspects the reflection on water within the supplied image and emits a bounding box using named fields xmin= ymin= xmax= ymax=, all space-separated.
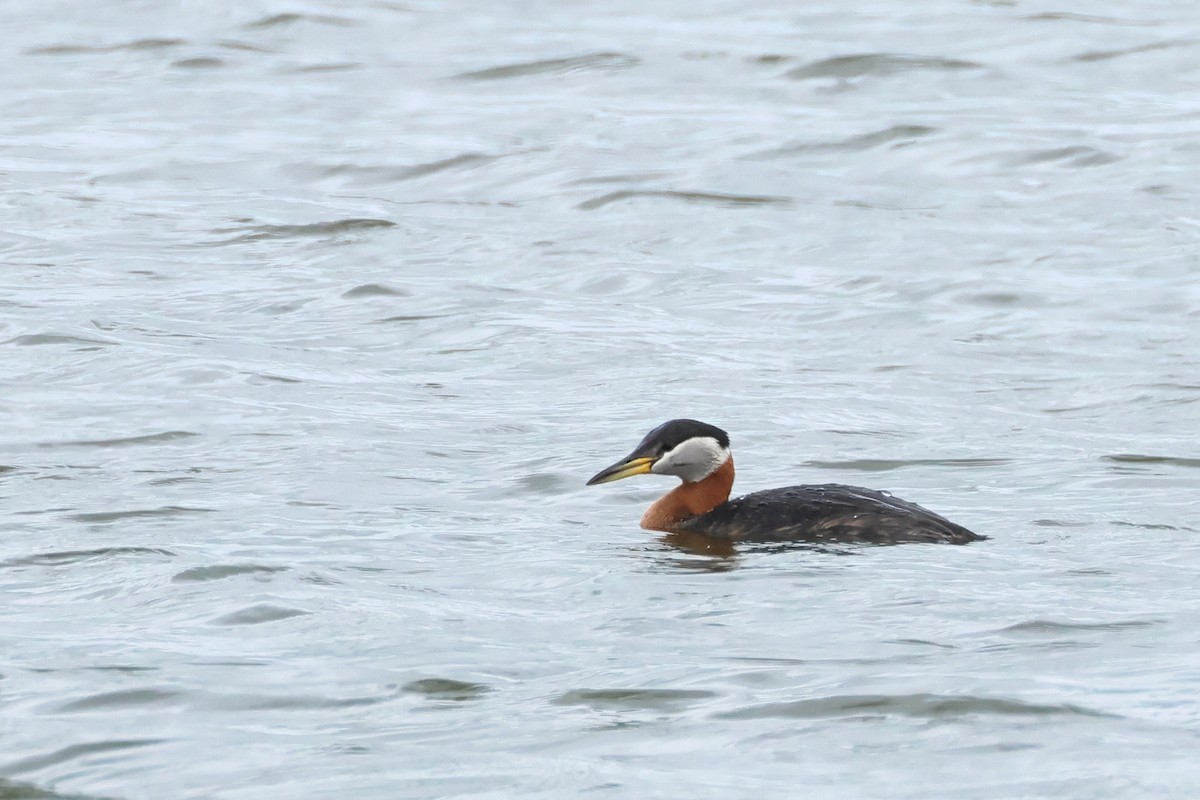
xmin=2 ymin=0 xmax=1200 ymax=797
xmin=715 ymin=692 xmax=1115 ymax=721
xmin=654 ymin=531 xmax=869 ymax=570
xmin=661 ymin=531 xmax=738 ymax=561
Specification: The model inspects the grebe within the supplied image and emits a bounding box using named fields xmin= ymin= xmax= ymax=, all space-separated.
xmin=586 ymin=419 xmax=982 ymax=545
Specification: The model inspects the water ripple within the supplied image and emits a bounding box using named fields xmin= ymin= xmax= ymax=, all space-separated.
xmin=172 ymin=564 xmax=287 ymax=583
xmin=747 ymin=125 xmax=937 ymax=159
xmin=26 ymin=38 xmax=186 ymax=55
xmin=577 ymin=190 xmax=790 ymax=211
xmin=172 ymin=57 xmax=225 ymax=70
xmin=211 ymin=604 xmax=312 ymax=626
xmin=72 ymin=506 xmax=214 ymax=524
xmin=341 ymin=283 xmax=411 ymax=299
xmin=244 ymin=12 xmax=355 ymax=29
xmin=1104 ymin=454 xmax=1200 ymax=469
xmin=553 ymin=688 xmax=716 ymax=711
xmin=455 ymin=52 xmax=637 ymax=81
xmin=3 ymin=740 xmax=166 ymax=776
xmin=785 ymin=53 xmax=982 ymax=80
xmin=804 ymin=457 xmax=1010 ymax=471
xmin=403 ymin=679 xmax=492 ymax=702
xmin=54 ymin=688 xmax=186 ymax=714
xmin=717 ymin=693 xmax=1114 ymax=721
xmin=1072 ymin=40 xmax=1193 ymax=62
xmin=1 ymin=547 xmax=176 ymax=569
xmin=0 ymin=777 xmax=112 ymax=800
xmin=211 ymin=218 xmax=395 ymax=244
xmin=4 ymin=334 xmax=114 ymax=347
xmin=997 ymin=618 xmax=1163 ymax=635
xmin=1010 ymin=146 xmax=1122 ymax=168
xmin=288 ymin=153 xmax=499 ymax=185
xmin=1023 ymin=12 xmax=1161 ymax=26
xmin=38 ymin=431 xmax=198 ymax=449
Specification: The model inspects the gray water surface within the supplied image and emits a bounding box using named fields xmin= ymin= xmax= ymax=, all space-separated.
xmin=3 ymin=1 xmax=1200 ymax=798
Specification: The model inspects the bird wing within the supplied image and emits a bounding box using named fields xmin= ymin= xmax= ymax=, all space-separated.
xmin=679 ymin=484 xmax=981 ymax=544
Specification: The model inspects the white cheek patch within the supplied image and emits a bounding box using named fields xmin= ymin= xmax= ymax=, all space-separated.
xmin=651 ymin=436 xmax=729 ymax=483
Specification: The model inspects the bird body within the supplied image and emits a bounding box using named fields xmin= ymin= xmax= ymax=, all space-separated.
xmin=587 ymin=419 xmax=983 ymax=545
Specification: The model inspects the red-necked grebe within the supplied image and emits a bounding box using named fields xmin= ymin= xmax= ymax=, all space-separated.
xmin=586 ymin=419 xmax=983 ymax=545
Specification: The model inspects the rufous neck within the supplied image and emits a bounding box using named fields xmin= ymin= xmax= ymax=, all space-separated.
xmin=640 ymin=455 xmax=735 ymax=532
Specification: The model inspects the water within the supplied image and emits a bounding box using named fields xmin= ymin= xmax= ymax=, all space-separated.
xmin=2 ymin=1 xmax=1199 ymax=797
